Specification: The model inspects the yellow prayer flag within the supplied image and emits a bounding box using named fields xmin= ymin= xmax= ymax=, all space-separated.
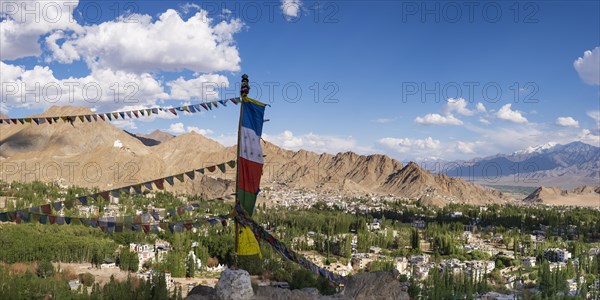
xmin=237 ymin=226 xmax=262 ymax=257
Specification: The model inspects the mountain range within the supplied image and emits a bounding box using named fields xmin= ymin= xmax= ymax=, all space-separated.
xmin=432 ymin=141 xmax=600 ymax=189
xmin=0 ymin=106 xmax=515 ymax=206
xmin=524 ymin=185 xmax=600 ymax=207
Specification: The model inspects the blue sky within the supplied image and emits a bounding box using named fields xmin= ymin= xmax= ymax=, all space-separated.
xmin=1 ymin=0 xmax=599 ymax=161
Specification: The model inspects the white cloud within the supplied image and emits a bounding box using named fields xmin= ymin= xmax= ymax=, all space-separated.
xmin=444 ymin=98 xmax=474 ymax=116
xmin=588 ymin=110 xmax=600 ymax=124
xmin=0 ymin=102 xmax=8 ymax=115
xmin=579 ymin=129 xmax=600 ymax=146
xmin=180 ymin=3 xmax=201 ymax=14
xmin=167 ymin=74 xmax=229 ymax=101
xmin=0 ymin=0 xmax=81 ymax=60
xmin=573 ymin=47 xmax=600 ymax=85
xmin=378 ymin=136 xmax=488 ymax=161
xmin=265 ymin=130 xmax=357 ymax=154
xmin=415 ymin=113 xmax=463 ymax=126
xmin=213 ymin=133 xmax=237 ymax=147
xmin=0 ymin=62 xmax=169 ymax=112
xmin=111 ymin=119 xmax=138 ymax=130
xmin=496 ymin=104 xmax=528 ymax=123
xmin=456 ymin=141 xmax=476 ymax=154
xmin=44 ymin=30 xmax=80 ymax=63
xmin=555 ymin=117 xmax=579 ymax=128
xmin=0 ymin=61 xmax=24 ymax=83
xmin=479 ymin=117 xmax=490 ymax=125
xmin=378 ymin=137 xmax=441 ymax=153
xmin=372 ymin=118 xmax=394 ymax=124
xmin=281 ymin=0 xmax=302 ymax=20
xmin=476 ymin=102 xmax=486 ymax=113
xmin=167 ymin=122 xmax=213 ymax=135
xmin=167 ymin=122 xmax=186 ymax=134
xmin=49 ymin=9 xmax=243 ymax=74
xmin=187 ymin=126 xmax=214 ymax=135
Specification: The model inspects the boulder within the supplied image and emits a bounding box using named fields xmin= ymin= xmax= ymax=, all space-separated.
xmin=185 ymin=284 xmax=216 ymax=300
xmin=254 ymin=286 xmax=320 ymax=300
xmin=215 ymin=268 xmax=254 ymax=300
xmin=338 ymin=271 xmax=409 ymax=300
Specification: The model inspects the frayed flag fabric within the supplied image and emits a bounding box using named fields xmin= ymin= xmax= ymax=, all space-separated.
xmin=237 ymin=97 xmax=266 ymax=217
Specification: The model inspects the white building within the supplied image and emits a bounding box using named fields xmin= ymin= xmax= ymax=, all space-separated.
xmin=521 ymin=257 xmax=536 ymax=268
xmin=544 ymin=248 xmax=572 ymax=263
xmin=130 ymin=243 xmax=155 ymax=270
xmin=395 ymin=258 xmax=409 ymax=275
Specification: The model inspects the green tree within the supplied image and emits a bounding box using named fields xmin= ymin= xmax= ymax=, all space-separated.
xmin=411 ymin=229 xmax=420 ymax=251
xmin=186 ymin=255 xmax=196 ymax=278
xmin=36 ymin=260 xmax=54 ymax=278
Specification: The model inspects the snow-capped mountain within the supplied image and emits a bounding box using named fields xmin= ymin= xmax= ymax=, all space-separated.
xmin=512 ymin=142 xmax=558 ymax=155
xmin=439 ymin=141 xmax=600 ymax=188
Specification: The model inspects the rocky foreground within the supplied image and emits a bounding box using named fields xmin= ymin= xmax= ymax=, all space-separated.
xmin=185 ymin=268 xmax=408 ymax=300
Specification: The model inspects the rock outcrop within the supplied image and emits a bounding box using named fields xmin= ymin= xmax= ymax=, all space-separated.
xmin=338 ymin=271 xmax=409 ymax=300
xmin=186 ymin=269 xmax=409 ymax=300
xmin=254 ymin=286 xmax=320 ymax=300
xmin=215 ymin=268 xmax=254 ymax=300
xmin=524 ymin=185 xmax=600 ymax=207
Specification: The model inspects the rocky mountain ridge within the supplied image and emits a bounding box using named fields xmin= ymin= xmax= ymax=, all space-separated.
xmin=0 ymin=106 xmax=515 ymax=206
xmin=439 ymin=141 xmax=600 ymax=188
xmin=524 ymin=185 xmax=600 ymax=207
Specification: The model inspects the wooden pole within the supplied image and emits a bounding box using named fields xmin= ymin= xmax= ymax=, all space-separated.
xmin=234 ymin=74 xmax=250 ymax=267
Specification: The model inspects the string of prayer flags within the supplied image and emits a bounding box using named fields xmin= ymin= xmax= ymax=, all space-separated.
xmin=74 ymin=160 xmax=235 ymax=207
xmin=235 ymin=204 xmax=345 ymax=284
xmin=0 ymin=209 xmax=228 ymax=234
xmin=0 ymin=98 xmax=240 ymax=126
xmin=0 ymin=160 xmax=237 ymax=219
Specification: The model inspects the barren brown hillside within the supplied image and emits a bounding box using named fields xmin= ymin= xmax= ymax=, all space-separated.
xmin=524 ymin=186 xmax=600 ymax=207
xmin=0 ymin=106 xmax=517 ymax=206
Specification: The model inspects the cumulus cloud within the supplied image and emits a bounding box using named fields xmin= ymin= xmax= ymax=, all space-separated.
xmin=555 ymin=117 xmax=579 ymax=128
xmin=187 ymin=126 xmax=214 ymax=135
xmin=378 ymin=137 xmax=441 ymax=153
xmin=476 ymin=102 xmax=486 ymax=113
xmin=44 ymin=30 xmax=80 ymax=63
xmin=167 ymin=122 xmax=213 ymax=135
xmin=496 ymin=104 xmax=528 ymax=123
xmin=264 ymin=130 xmax=357 ymax=154
xmin=444 ymin=98 xmax=474 ymax=116
xmin=415 ymin=113 xmax=463 ymax=125
xmin=167 ymin=74 xmax=229 ymax=101
xmin=0 ymin=0 xmax=82 ymax=60
xmin=167 ymin=122 xmax=186 ymax=134
xmin=0 ymin=62 xmax=169 ymax=112
xmin=48 ymin=9 xmax=243 ymax=74
xmin=111 ymin=119 xmax=138 ymax=130
xmin=573 ymin=47 xmax=600 ymax=85
xmin=0 ymin=61 xmax=24 ymax=83
xmin=579 ymin=129 xmax=600 ymax=146
xmin=281 ymin=0 xmax=302 ymax=20
xmin=479 ymin=117 xmax=490 ymax=125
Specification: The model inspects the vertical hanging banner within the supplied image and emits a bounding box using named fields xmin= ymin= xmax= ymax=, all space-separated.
xmin=236 ymin=74 xmax=266 ymax=258
xmin=238 ymin=98 xmax=266 ymax=216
